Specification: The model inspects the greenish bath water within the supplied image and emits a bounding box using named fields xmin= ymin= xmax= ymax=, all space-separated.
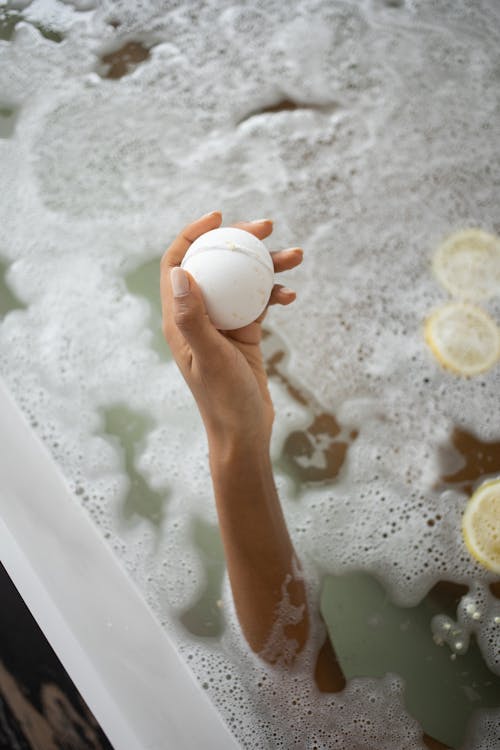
xmin=1 ymin=229 xmax=499 ymax=748
xmin=2 ymin=0 xmax=500 ymax=746
xmin=125 ymin=256 xmax=172 ymax=359
xmin=102 ymin=404 xmax=168 ymax=529
xmin=321 ymin=573 xmax=500 ymax=749
xmin=0 ymin=259 xmax=23 ymax=316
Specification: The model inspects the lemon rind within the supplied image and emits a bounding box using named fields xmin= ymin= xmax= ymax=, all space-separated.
xmin=462 ymin=479 xmax=500 ymax=574
xmin=424 ymin=302 xmax=500 ymax=376
xmin=432 ymin=228 xmax=500 ymax=302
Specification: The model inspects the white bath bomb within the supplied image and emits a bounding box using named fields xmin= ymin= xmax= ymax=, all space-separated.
xmin=181 ymin=227 xmax=275 ymax=330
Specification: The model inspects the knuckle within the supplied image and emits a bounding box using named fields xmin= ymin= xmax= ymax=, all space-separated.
xmin=174 ymin=305 xmax=197 ymax=331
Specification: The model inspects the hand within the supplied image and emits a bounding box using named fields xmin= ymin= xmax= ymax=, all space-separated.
xmin=160 ymin=211 xmax=303 ymax=451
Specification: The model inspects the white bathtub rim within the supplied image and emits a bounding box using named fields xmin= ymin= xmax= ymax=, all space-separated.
xmin=0 ymin=376 xmax=240 ymax=750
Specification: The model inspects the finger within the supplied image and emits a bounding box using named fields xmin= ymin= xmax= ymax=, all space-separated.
xmin=270 ymin=247 xmax=303 ymax=273
xmin=268 ymin=283 xmax=296 ymax=306
xmin=161 ymin=211 xmax=222 ymax=272
xmin=225 ymin=320 xmax=262 ymax=345
xmin=161 ymin=211 xmax=222 ymax=330
xmin=170 ymin=268 xmax=224 ymax=365
xmin=231 ymin=219 xmax=273 ymax=240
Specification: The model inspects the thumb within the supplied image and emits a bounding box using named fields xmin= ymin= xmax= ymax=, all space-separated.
xmin=170 ymin=267 xmax=221 ymax=359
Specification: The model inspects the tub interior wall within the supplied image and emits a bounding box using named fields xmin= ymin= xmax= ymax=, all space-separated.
xmin=1 ymin=0 xmax=500 ymax=748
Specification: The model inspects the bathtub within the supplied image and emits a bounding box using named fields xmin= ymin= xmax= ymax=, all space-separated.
xmin=0 ymin=376 xmax=239 ymax=750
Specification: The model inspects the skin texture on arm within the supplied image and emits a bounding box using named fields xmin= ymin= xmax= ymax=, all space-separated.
xmin=160 ymin=212 xmax=449 ymax=748
xmin=160 ymin=211 xmax=309 ymax=660
xmin=208 ymin=437 xmax=309 ymax=661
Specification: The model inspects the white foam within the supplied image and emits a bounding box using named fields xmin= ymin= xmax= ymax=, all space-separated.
xmin=1 ymin=0 xmax=499 ymax=746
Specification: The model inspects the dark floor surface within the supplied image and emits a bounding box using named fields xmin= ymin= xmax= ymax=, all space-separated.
xmin=0 ymin=562 xmax=114 ymax=750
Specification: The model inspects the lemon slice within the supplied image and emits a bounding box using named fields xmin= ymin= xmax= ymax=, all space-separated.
xmin=424 ymin=303 xmax=500 ymax=376
xmin=462 ymin=479 xmax=500 ymax=574
xmin=432 ymin=228 xmax=500 ymax=301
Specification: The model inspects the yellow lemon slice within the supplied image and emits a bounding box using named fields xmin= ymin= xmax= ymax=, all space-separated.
xmin=462 ymin=479 xmax=500 ymax=574
xmin=424 ymin=303 xmax=500 ymax=376
xmin=432 ymin=228 xmax=500 ymax=301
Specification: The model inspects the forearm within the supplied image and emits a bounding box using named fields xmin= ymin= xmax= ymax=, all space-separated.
xmin=207 ymin=432 xmax=310 ymax=662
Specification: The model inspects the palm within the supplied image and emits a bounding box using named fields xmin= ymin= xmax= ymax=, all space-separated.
xmin=225 ymin=323 xmax=272 ymax=406
xmin=161 ymin=212 xmax=303 ymax=440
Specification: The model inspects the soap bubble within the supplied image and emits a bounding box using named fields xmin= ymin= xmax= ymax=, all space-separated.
xmin=1 ymin=0 xmax=500 ymax=747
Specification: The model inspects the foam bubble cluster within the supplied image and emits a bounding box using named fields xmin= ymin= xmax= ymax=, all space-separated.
xmin=1 ymin=0 xmax=499 ymax=747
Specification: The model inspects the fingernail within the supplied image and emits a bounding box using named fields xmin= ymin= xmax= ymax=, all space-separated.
xmin=250 ymin=218 xmax=272 ymax=224
xmin=171 ymin=267 xmax=190 ymax=297
xmin=280 ymin=287 xmax=295 ymax=295
xmin=200 ymin=210 xmax=221 ymax=219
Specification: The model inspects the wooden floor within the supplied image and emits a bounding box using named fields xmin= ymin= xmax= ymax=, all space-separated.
xmin=0 ymin=562 xmax=114 ymax=750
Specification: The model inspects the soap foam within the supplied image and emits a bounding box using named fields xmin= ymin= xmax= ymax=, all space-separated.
xmin=1 ymin=0 xmax=499 ymax=747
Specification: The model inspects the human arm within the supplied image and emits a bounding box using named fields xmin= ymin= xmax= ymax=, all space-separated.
xmin=160 ymin=211 xmax=309 ymax=660
xmin=160 ymin=213 xmax=451 ymax=747
xmin=208 ymin=433 xmax=309 ymax=660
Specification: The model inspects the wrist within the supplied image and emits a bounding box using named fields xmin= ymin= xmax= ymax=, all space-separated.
xmin=207 ymin=428 xmax=271 ymax=473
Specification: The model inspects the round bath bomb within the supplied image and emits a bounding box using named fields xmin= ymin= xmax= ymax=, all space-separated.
xmin=181 ymin=227 xmax=274 ymax=330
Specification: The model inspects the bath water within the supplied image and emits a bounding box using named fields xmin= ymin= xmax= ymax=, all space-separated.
xmin=1 ymin=0 xmax=500 ymax=747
